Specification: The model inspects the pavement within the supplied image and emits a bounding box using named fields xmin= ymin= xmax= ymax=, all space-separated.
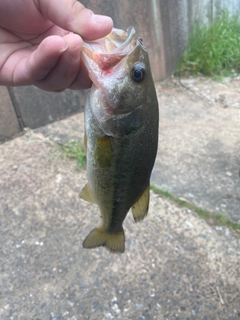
xmin=0 ymin=77 xmax=239 ymax=319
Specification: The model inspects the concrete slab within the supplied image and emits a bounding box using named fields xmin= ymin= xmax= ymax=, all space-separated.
xmin=8 ymin=86 xmax=86 ymax=130
xmin=152 ymin=77 xmax=240 ymax=223
xmin=0 ymin=79 xmax=240 ymax=318
xmin=0 ymin=86 xmax=21 ymax=143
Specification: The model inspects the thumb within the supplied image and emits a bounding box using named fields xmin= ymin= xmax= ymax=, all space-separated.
xmin=37 ymin=0 xmax=113 ymax=40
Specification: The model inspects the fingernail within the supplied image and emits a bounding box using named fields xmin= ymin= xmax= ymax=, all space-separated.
xmin=92 ymin=14 xmax=113 ymax=25
xmin=59 ymin=44 xmax=68 ymax=53
xmin=68 ymin=45 xmax=81 ymax=62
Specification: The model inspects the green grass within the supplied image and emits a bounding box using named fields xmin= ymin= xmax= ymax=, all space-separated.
xmin=177 ymin=10 xmax=240 ymax=78
xmin=58 ymin=140 xmax=86 ymax=169
xmin=150 ymin=185 xmax=240 ymax=231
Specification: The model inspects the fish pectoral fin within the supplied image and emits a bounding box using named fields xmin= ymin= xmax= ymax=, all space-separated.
xmin=82 ymin=227 xmax=125 ymax=253
xmin=95 ymin=135 xmax=112 ymax=168
xmin=79 ymin=184 xmax=95 ymax=203
xmin=83 ymin=130 xmax=87 ymax=153
xmin=131 ymin=183 xmax=150 ymax=222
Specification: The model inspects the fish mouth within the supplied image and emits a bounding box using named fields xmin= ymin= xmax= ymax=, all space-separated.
xmin=81 ymin=27 xmax=137 ymax=85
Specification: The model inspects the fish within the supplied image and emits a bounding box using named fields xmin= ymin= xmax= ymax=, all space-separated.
xmin=80 ymin=27 xmax=159 ymax=253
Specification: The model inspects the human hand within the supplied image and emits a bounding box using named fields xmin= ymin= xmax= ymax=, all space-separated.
xmin=0 ymin=0 xmax=113 ymax=91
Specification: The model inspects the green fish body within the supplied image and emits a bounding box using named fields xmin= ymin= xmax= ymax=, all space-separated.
xmin=80 ymin=27 xmax=159 ymax=253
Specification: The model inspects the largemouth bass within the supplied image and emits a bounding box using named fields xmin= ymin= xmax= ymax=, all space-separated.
xmin=80 ymin=27 xmax=159 ymax=253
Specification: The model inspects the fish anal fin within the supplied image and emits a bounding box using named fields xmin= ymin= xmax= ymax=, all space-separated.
xmin=131 ymin=183 xmax=150 ymax=222
xmin=82 ymin=227 xmax=125 ymax=253
xmin=79 ymin=183 xmax=95 ymax=203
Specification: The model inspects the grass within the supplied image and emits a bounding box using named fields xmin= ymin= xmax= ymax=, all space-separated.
xmin=177 ymin=10 xmax=240 ymax=78
xmin=58 ymin=140 xmax=86 ymax=169
xmin=150 ymin=185 xmax=240 ymax=231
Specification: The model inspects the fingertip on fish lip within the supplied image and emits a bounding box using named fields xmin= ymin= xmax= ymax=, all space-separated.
xmin=91 ymin=14 xmax=113 ymax=27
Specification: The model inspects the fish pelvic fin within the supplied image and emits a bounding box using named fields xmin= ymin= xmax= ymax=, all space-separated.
xmin=79 ymin=183 xmax=95 ymax=203
xmin=82 ymin=227 xmax=125 ymax=253
xmin=131 ymin=183 xmax=150 ymax=222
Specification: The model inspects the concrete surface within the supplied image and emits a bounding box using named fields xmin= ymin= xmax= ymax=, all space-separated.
xmin=0 ymin=77 xmax=240 ymax=319
xmin=0 ymin=86 xmax=21 ymax=143
xmin=152 ymin=77 xmax=240 ymax=223
xmin=8 ymin=86 xmax=86 ymax=130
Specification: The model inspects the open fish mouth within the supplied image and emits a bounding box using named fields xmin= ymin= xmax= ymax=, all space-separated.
xmin=81 ymin=27 xmax=137 ymax=77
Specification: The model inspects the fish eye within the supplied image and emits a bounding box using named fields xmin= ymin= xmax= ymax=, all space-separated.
xmin=131 ymin=63 xmax=146 ymax=83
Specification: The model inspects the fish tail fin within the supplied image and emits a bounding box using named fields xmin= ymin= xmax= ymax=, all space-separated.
xmin=82 ymin=227 xmax=125 ymax=253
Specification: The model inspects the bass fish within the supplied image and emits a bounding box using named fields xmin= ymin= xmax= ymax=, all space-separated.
xmin=80 ymin=27 xmax=159 ymax=253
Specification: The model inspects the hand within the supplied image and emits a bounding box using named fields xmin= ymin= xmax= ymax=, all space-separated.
xmin=0 ymin=0 xmax=113 ymax=91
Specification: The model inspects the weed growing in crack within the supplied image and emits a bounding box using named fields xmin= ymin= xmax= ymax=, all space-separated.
xmin=150 ymin=185 xmax=240 ymax=231
xmin=59 ymin=140 xmax=86 ymax=170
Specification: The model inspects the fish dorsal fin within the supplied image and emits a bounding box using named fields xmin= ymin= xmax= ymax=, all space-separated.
xmin=131 ymin=183 xmax=150 ymax=222
xmin=79 ymin=183 xmax=95 ymax=203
